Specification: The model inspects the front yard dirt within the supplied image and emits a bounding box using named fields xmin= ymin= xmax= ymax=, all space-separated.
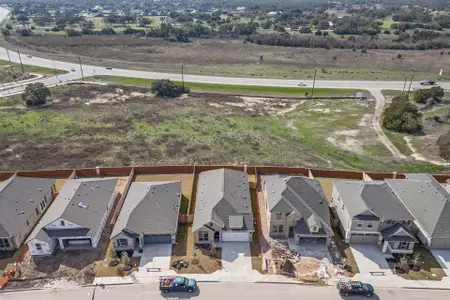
xmin=170 ymin=224 xmax=221 ymax=274
xmin=387 ymin=245 xmax=446 ymax=281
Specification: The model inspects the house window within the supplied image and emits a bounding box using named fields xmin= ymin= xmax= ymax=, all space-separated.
xmin=367 ymin=223 xmax=373 ymax=229
xmin=35 ymin=243 xmax=42 ymax=251
xmin=0 ymin=238 xmax=10 ymax=248
xmin=60 ymin=220 xmax=65 ymax=226
xmin=356 ymin=222 xmax=363 ymax=228
xmin=26 ymin=221 xmax=29 ymax=227
xmin=276 ymin=212 xmax=283 ymax=220
xmin=399 ymin=242 xmax=409 ymax=249
xmin=117 ymin=238 xmax=128 ymax=247
xmin=272 ymin=225 xmax=278 ymax=233
xmin=44 ymin=197 xmax=48 ymax=205
xmin=36 ymin=207 xmax=39 ymax=216
xmin=199 ymin=231 xmax=209 ymax=241
xmin=278 ymin=225 xmax=284 ymax=233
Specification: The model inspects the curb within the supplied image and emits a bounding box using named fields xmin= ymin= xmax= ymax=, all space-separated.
xmin=400 ymin=286 xmax=450 ymax=291
xmin=0 ymin=287 xmax=45 ymax=294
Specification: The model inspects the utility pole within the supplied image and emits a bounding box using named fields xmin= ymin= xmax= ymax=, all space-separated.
xmin=402 ymin=75 xmax=408 ymax=93
xmin=181 ymin=64 xmax=184 ymax=89
xmin=17 ymin=49 xmax=24 ymax=74
xmin=52 ymin=60 xmax=58 ymax=78
xmin=311 ymin=68 xmax=317 ymax=99
xmin=6 ymin=49 xmax=14 ymax=76
xmin=406 ymin=69 xmax=415 ymax=96
xmin=78 ymin=56 xmax=84 ymax=81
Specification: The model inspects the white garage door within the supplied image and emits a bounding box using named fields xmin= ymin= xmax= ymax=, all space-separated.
xmin=222 ymin=231 xmax=251 ymax=242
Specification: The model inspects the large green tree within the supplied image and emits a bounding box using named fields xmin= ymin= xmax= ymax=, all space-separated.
xmin=382 ymin=95 xmax=422 ymax=133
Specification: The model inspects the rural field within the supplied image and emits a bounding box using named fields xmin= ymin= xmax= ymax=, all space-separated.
xmin=0 ymin=83 xmax=445 ymax=173
xmin=2 ymin=36 xmax=449 ymax=81
xmin=382 ymin=90 xmax=450 ymax=165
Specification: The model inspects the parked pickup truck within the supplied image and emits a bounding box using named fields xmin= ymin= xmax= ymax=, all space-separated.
xmin=337 ymin=279 xmax=374 ymax=297
xmin=159 ymin=276 xmax=197 ymax=294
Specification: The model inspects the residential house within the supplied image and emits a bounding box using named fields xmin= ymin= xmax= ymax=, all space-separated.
xmin=332 ymin=181 xmax=418 ymax=255
xmin=193 ymin=168 xmax=254 ymax=245
xmin=385 ymin=174 xmax=450 ymax=249
xmin=0 ymin=176 xmax=56 ymax=251
xmin=26 ymin=178 xmax=118 ymax=256
xmin=262 ymin=175 xmax=333 ymax=245
xmin=110 ymin=181 xmax=182 ymax=252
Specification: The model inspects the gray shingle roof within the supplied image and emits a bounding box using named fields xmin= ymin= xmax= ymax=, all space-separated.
xmin=111 ymin=181 xmax=181 ymax=238
xmin=0 ymin=175 xmax=55 ymax=237
xmin=386 ymin=174 xmax=450 ymax=239
xmin=27 ymin=178 xmax=118 ymax=243
xmin=263 ymin=175 xmax=333 ymax=235
xmin=333 ymin=181 xmax=413 ymax=221
xmin=192 ymin=168 xmax=253 ymax=232
xmin=381 ymin=223 xmax=418 ymax=243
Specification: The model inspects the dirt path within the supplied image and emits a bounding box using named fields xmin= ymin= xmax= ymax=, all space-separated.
xmin=369 ymin=89 xmax=407 ymax=160
xmin=404 ymin=136 xmax=450 ymax=166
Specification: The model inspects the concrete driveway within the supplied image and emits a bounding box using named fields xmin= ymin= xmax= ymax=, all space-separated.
xmin=220 ymin=242 xmax=252 ymax=274
xmin=138 ymin=244 xmax=172 ymax=272
xmin=431 ymin=249 xmax=450 ymax=276
xmin=350 ymin=244 xmax=392 ymax=275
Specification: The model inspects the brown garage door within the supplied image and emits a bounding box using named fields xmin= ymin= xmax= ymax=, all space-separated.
xmin=350 ymin=233 xmax=379 ymax=243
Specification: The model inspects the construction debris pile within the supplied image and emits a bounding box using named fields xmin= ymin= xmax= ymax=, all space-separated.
xmin=267 ymin=240 xmax=333 ymax=283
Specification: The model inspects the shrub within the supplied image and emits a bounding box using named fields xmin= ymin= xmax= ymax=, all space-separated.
xmin=397 ymin=53 xmax=402 ymax=59
xmin=22 ymin=83 xmax=51 ymax=106
xmin=382 ymin=95 xmax=422 ymax=133
xmin=151 ymin=79 xmax=189 ymax=98
xmin=437 ymin=132 xmax=450 ymax=160
xmin=414 ymin=86 xmax=444 ymax=104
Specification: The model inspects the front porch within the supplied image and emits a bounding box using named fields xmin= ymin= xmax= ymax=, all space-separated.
xmin=382 ymin=240 xmax=415 ymax=255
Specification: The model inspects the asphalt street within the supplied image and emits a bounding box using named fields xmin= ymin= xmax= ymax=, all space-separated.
xmin=1 ymin=283 xmax=450 ymax=300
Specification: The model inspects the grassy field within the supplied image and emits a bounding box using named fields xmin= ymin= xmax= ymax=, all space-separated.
xmin=379 ymin=18 xmax=398 ymax=29
xmin=0 ymin=59 xmax=66 ymax=83
xmin=91 ymin=75 xmax=363 ymax=97
xmin=0 ymin=84 xmax=447 ymax=173
xmin=4 ymin=36 xmax=449 ymax=81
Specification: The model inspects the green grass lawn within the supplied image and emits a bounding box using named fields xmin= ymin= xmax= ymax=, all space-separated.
xmin=90 ymin=75 xmax=363 ymax=97
xmin=0 ymin=59 xmax=66 ymax=83
xmin=379 ymin=18 xmax=398 ymax=29
xmin=383 ymin=129 xmax=413 ymax=156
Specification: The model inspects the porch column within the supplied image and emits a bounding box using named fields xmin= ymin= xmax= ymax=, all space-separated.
xmin=381 ymin=241 xmax=388 ymax=253
xmin=59 ymin=238 xmax=65 ymax=250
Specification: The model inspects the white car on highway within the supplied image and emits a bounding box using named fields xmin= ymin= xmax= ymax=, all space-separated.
xmin=297 ymin=82 xmax=307 ymax=86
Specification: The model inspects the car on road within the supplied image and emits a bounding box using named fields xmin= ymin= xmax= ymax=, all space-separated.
xmin=159 ymin=276 xmax=197 ymax=294
xmin=337 ymin=279 xmax=374 ymax=297
xmin=420 ymin=80 xmax=436 ymax=86
xmin=71 ymin=68 xmax=76 ymax=72
xmin=297 ymin=82 xmax=307 ymax=86
xmin=106 ymin=66 xmax=113 ymax=70
xmin=26 ymin=55 xmax=32 ymax=58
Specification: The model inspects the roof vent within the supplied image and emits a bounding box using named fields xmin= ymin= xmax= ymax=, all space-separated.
xmin=38 ymin=188 xmax=42 ymax=191
xmin=90 ymin=187 xmax=94 ymax=191
xmin=96 ymin=185 xmax=99 ymax=188
xmin=29 ymin=199 xmax=33 ymax=202
xmin=177 ymin=193 xmax=180 ymax=196
xmin=284 ymin=178 xmax=287 ymax=181
xmin=21 ymin=210 xmax=25 ymax=214
xmin=77 ymin=193 xmax=80 ymax=196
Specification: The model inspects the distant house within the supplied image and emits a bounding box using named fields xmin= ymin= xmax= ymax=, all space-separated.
xmin=385 ymin=174 xmax=450 ymax=249
xmin=332 ymin=181 xmax=418 ymax=255
xmin=262 ymin=175 xmax=333 ymax=246
xmin=267 ymin=11 xmax=279 ymax=17
xmin=0 ymin=176 xmax=56 ymax=252
xmin=193 ymin=168 xmax=254 ymax=245
xmin=110 ymin=182 xmax=182 ymax=252
xmin=26 ymin=178 xmax=118 ymax=256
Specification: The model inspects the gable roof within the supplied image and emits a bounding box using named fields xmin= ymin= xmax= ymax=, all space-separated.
xmin=27 ymin=178 xmax=118 ymax=243
xmin=0 ymin=175 xmax=55 ymax=237
xmin=381 ymin=223 xmax=418 ymax=243
xmin=333 ymin=181 xmax=413 ymax=221
xmin=263 ymin=175 xmax=333 ymax=235
xmin=385 ymin=174 xmax=450 ymax=239
xmin=111 ymin=181 xmax=181 ymax=238
xmin=192 ymin=168 xmax=253 ymax=232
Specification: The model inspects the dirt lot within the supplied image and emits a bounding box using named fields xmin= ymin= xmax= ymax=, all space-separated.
xmin=2 ymin=36 xmax=449 ymax=80
xmin=171 ymin=224 xmax=221 ymax=274
xmin=0 ymin=84 xmax=443 ymax=173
